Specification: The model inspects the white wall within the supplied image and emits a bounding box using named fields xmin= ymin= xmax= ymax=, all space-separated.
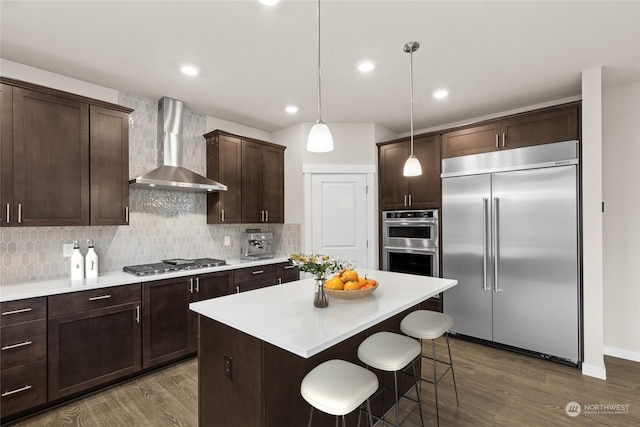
xmin=602 ymin=80 xmax=640 ymax=362
xmin=205 ymin=116 xmax=272 ymax=142
xmin=0 ymin=59 xmax=118 ymax=103
xmin=272 ymin=123 xmax=308 ymax=225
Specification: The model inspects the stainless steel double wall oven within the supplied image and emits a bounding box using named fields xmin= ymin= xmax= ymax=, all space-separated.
xmin=382 ymin=209 xmax=439 ymax=278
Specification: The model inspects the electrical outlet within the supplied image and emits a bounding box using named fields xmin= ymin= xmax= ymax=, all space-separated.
xmin=62 ymin=243 xmax=74 ymax=257
xmin=224 ymin=236 xmax=231 ymax=246
xmin=224 ymin=355 xmax=233 ymax=380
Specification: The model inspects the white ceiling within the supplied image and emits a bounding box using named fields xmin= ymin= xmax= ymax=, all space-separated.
xmin=1 ymin=1 xmax=639 ymax=134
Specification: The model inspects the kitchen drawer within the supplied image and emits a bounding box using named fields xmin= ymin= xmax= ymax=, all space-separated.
xmin=233 ymin=264 xmax=277 ymax=290
xmin=0 ymin=298 xmax=46 ymax=326
xmin=1 ymin=319 xmax=46 ymax=369
xmin=0 ymin=360 xmax=47 ymax=418
xmin=276 ymin=262 xmax=299 ymax=284
xmin=48 ymin=284 xmax=141 ymax=317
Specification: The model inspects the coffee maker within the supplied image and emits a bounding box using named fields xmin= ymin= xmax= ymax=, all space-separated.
xmin=241 ymin=230 xmax=274 ymax=260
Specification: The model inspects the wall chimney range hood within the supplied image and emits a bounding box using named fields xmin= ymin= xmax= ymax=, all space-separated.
xmin=129 ymin=97 xmax=227 ymax=192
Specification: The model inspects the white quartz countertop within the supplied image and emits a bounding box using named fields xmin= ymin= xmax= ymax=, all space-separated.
xmin=189 ymin=269 xmax=457 ymax=358
xmin=0 ymin=256 xmax=291 ymax=302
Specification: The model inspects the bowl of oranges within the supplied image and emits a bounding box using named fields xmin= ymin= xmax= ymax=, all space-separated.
xmin=324 ymin=269 xmax=378 ymax=300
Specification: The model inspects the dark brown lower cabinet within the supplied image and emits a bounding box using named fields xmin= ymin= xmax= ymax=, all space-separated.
xmin=143 ymin=277 xmax=194 ymax=369
xmin=276 ymin=261 xmax=299 ymax=284
xmin=233 ymin=264 xmax=277 ymax=293
xmin=47 ymin=285 xmax=141 ymax=401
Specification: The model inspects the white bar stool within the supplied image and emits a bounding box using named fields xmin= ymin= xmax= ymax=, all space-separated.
xmin=357 ymin=331 xmax=424 ymax=426
xmin=301 ymin=359 xmax=378 ymax=427
xmin=400 ymin=310 xmax=459 ymax=426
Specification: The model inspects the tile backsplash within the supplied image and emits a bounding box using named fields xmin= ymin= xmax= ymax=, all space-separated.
xmin=0 ymin=92 xmax=300 ymax=286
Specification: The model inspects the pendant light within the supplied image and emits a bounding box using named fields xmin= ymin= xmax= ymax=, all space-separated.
xmin=402 ymin=41 xmax=422 ymax=176
xmin=307 ymin=0 xmax=334 ymax=152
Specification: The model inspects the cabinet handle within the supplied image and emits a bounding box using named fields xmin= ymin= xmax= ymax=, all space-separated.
xmin=2 ymin=340 xmax=33 ymax=351
xmin=18 ymin=203 xmax=22 ymax=224
xmin=189 ymin=278 xmax=194 ymax=293
xmin=125 ymin=206 xmax=129 ymax=223
xmin=265 ymin=210 xmax=269 ymax=222
xmin=2 ymin=385 xmax=32 ymax=397
xmin=5 ymin=203 xmax=9 ymax=224
xmin=495 ymin=133 xmax=499 ymax=148
xmin=283 ymin=265 xmax=295 ymax=270
xmin=502 ymin=132 xmax=506 ymax=148
xmin=135 ymin=305 xmax=140 ymax=323
xmin=88 ymin=294 xmax=111 ymax=301
xmin=277 ymin=278 xmax=282 ymax=284
xmin=235 ymin=285 xmax=240 ymax=293
xmin=404 ymin=195 xmax=407 ymax=207
xmin=195 ymin=277 xmax=200 ymax=293
xmin=252 ymin=270 xmax=264 ymax=275
xmin=408 ymin=194 xmax=412 ymax=206
xmin=220 ymin=209 xmax=225 ymax=223
xmin=1 ymin=307 xmax=32 ymax=316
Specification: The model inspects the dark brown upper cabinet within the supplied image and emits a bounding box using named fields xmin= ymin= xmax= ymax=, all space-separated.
xmin=442 ymin=104 xmax=579 ymax=158
xmin=0 ymin=78 xmax=132 ymax=227
xmin=378 ymin=134 xmax=441 ymax=210
xmin=205 ymin=130 xmax=285 ymax=224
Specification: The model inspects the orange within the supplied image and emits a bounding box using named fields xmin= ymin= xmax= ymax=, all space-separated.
xmin=341 ymin=269 xmax=358 ymax=282
xmin=367 ymin=278 xmax=377 ymax=287
xmin=343 ymin=281 xmax=361 ymax=291
xmin=358 ymin=277 xmax=368 ymax=285
xmin=326 ymin=277 xmax=344 ymax=290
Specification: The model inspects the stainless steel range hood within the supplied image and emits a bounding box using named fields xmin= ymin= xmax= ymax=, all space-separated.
xmin=129 ymin=97 xmax=227 ymax=192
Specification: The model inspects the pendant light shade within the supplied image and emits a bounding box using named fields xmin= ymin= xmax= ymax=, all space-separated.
xmin=402 ymin=41 xmax=422 ymax=177
xmin=307 ymin=0 xmax=333 ymax=152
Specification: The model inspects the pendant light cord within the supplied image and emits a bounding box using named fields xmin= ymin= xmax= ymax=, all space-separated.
xmin=409 ymin=47 xmax=414 ymax=156
xmin=316 ymin=0 xmax=322 ymax=123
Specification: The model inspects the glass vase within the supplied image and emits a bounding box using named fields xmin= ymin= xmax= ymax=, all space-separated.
xmin=313 ymin=277 xmax=329 ymax=308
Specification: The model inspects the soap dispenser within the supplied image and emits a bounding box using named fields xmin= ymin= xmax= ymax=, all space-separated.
xmin=85 ymin=239 xmax=99 ymax=279
xmin=70 ymin=240 xmax=84 ymax=280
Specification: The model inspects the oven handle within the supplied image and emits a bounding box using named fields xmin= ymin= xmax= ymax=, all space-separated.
xmin=382 ymin=246 xmax=439 ymax=254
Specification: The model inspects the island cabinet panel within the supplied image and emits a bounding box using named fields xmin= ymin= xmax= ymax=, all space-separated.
xmin=142 ymin=277 xmax=194 ymax=368
xmin=205 ymin=132 xmax=242 ymax=224
xmin=47 ymin=284 xmax=141 ymax=401
xmin=378 ymin=135 xmax=441 ymax=210
xmin=0 ymin=297 xmax=48 ymax=419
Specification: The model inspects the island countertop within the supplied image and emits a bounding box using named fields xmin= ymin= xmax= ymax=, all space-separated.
xmin=189 ymin=269 xmax=457 ymax=358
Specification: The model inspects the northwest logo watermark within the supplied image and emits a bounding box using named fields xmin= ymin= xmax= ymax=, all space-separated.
xmin=566 ymin=401 xmax=630 ymax=417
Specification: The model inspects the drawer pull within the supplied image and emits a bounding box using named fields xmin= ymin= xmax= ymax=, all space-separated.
xmin=283 ymin=265 xmax=296 ymax=270
xmin=1 ymin=307 xmax=32 ymax=316
xmin=252 ymin=270 xmax=264 ymax=275
xmin=2 ymin=385 xmax=32 ymax=397
xmin=2 ymin=340 xmax=33 ymax=351
xmin=88 ymin=294 xmax=112 ymax=301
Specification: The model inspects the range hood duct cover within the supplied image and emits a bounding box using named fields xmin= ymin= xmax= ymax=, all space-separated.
xmin=129 ymin=97 xmax=227 ymax=192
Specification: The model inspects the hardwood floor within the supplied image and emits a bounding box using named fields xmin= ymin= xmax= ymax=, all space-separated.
xmin=9 ymin=338 xmax=639 ymax=426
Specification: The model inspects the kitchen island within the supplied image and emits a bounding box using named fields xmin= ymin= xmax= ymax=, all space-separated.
xmin=189 ymin=269 xmax=457 ymax=426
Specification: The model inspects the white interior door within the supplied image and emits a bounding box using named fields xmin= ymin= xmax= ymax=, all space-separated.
xmin=309 ymin=173 xmax=369 ymax=269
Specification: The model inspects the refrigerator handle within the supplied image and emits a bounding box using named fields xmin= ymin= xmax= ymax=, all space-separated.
xmin=493 ymin=197 xmax=500 ymax=293
xmin=482 ymin=198 xmax=489 ymax=291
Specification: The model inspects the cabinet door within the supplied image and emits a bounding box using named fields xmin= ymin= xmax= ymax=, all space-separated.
xmin=378 ymin=141 xmax=409 ymax=210
xmin=0 ymin=84 xmax=13 ymax=226
xmin=261 ymin=145 xmax=284 ymax=223
xmin=89 ymin=105 xmax=130 ymax=225
xmin=143 ymin=277 xmax=194 ymax=368
xmin=48 ymin=302 xmax=141 ymax=400
xmin=241 ymin=140 xmax=264 ymax=223
xmin=207 ymin=134 xmax=242 ymax=224
xmin=442 ymin=122 xmax=500 ymax=158
xmin=191 ymin=271 xmax=233 ymax=349
xmin=500 ymin=106 xmax=578 ymax=150
xmin=12 ymin=87 xmax=89 ymax=226
xmin=407 ymin=135 xmax=441 ymax=208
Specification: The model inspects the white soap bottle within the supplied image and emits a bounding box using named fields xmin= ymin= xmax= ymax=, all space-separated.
xmin=70 ymin=240 xmax=84 ymax=281
xmin=85 ymin=239 xmax=99 ymax=279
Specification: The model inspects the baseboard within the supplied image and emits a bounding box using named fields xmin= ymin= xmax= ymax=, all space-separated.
xmin=581 ymin=362 xmax=607 ymax=380
xmin=604 ymin=345 xmax=640 ymax=362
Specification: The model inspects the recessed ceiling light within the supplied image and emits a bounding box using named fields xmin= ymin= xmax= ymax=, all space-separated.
xmin=432 ymin=89 xmax=449 ymax=99
xmin=285 ymin=105 xmax=299 ymax=114
xmin=358 ymin=61 xmax=375 ymax=72
xmin=181 ymin=65 xmax=199 ymax=76
xmin=259 ymin=0 xmax=279 ymax=5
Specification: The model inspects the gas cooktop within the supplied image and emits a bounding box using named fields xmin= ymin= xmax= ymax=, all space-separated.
xmin=123 ymin=258 xmax=227 ymax=276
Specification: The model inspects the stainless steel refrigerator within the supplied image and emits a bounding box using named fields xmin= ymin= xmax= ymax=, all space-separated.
xmin=442 ymin=140 xmax=581 ymax=364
